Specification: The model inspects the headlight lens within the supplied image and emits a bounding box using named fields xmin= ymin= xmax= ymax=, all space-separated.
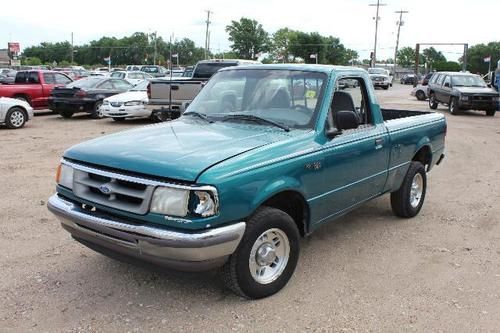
xmin=460 ymin=95 xmax=469 ymax=101
xmin=56 ymin=163 xmax=74 ymax=189
xmin=124 ymin=101 xmax=141 ymax=106
xmin=150 ymin=187 xmax=190 ymax=216
xmin=194 ymin=191 xmax=217 ymax=217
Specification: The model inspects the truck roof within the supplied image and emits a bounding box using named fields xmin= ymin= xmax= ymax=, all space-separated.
xmin=218 ymin=63 xmax=365 ymax=75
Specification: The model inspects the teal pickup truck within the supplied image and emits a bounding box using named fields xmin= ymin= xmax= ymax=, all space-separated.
xmin=48 ymin=64 xmax=446 ymax=299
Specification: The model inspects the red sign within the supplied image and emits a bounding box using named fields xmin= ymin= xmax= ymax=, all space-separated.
xmin=8 ymin=42 xmax=20 ymax=54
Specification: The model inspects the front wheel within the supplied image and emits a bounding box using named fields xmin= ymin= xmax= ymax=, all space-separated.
xmin=390 ymin=161 xmax=427 ymax=218
xmin=5 ymin=107 xmax=27 ymax=129
xmin=428 ymin=93 xmax=438 ymax=109
xmin=449 ymin=97 xmax=460 ymax=115
xmin=221 ymin=206 xmax=300 ymax=299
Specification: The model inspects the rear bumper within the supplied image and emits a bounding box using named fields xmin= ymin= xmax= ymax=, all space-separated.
xmin=47 ymin=194 xmax=246 ymax=271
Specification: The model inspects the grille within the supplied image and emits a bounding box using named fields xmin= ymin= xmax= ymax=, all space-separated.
xmin=110 ymin=102 xmax=123 ymax=107
xmin=73 ymin=169 xmax=154 ymax=214
xmin=472 ymin=96 xmax=492 ymax=101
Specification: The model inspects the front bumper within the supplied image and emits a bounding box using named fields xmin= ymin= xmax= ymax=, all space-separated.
xmin=47 ymin=194 xmax=246 ymax=271
xmin=458 ymin=100 xmax=497 ymax=111
xmin=101 ymin=105 xmax=151 ymax=118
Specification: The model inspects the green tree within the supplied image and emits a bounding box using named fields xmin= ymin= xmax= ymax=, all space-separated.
xmin=422 ymin=47 xmax=446 ymax=69
xmin=396 ymin=47 xmax=425 ymax=68
xmin=226 ymin=17 xmax=270 ymax=59
xmin=271 ymin=28 xmax=297 ymax=62
xmin=433 ymin=61 xmax=461 ymax=72
xmin=465 ymin=42 xmax=500 ymax=74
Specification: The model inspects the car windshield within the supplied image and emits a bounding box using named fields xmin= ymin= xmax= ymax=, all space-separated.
xmin=451 ymin=75 xmax=487 ymax=87
xmin=368 ymin=68 xmax=387 ymax=75
xmin=131 ymin=80 xmax=149 ymax=91
xmin=66 ymin=77 xmax=102 ymax=88
xmin=185 ymin=69 xmax=327 ymax=130
xmin=142 ymin=66 xmax=158 ymax=73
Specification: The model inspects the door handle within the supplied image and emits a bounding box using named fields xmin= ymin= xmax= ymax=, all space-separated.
xmin=375 ymin=138 xmax=384 ymax=149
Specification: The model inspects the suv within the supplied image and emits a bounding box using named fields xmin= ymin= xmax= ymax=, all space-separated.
xmin=368 ymin=68 xmax=391 ymax=89
xmin=427 ymin=72 xmax=499 ymax=116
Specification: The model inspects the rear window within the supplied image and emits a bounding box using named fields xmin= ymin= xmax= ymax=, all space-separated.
xmin=110 ymin=72 xmax=126 ymax=79
xmin=193 ymin=62 xmax=237 ymax=79
xmin=67 ymin=77 xmax=103 ymax=88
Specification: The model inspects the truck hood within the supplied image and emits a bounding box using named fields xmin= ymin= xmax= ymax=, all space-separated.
xmin=64 ymin=117 xmax=293 ymax=182
xmin=454 ymin=86 xmax=498 ymax=95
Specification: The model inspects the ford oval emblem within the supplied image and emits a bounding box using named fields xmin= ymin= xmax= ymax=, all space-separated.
xmin=99 ymin=185 xmax=112 ymax=194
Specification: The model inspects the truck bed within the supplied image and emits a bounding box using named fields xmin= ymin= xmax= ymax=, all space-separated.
xmin=381 ymin=109 xmax=433 ymax=121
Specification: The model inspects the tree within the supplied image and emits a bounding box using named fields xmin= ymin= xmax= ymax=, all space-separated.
xmin=433 ymin=61 xmax=461 ymax=72
xmin=271 ymin=28 xmax=297 ymax=62
xmin=422 ymin=47 xmax=446 ymax=70
xmin=465 ymin=42 xmax=500 ymax=74
xmin=226 ymin=18 xmax=270 ymax=59
xmin=396 ymin=47 xmax=425 ymax=68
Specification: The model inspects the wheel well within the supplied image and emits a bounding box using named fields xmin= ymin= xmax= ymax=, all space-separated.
xmin=413 ymin=146 xmax=432 ymax=169
xmin=14 ymin=94 xmax=30 ymax=103
xmin=262 ymin=191 xmax=309 ymax=236
xmin=9 ymin=106 xmax=28 ymax=118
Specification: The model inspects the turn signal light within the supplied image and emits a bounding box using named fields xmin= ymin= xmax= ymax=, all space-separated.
xmin=55 ymin=164 xmax=62 ymax=183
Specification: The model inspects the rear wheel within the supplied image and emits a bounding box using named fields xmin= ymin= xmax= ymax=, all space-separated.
xmin=90 ymin=101 xmax=104 ymax=119
xmin=486 ymin=109 xmax=496 ymax=116
xmin=59 ymin=110 xmax=74 ymax=118
xmin=448 ymin=97 xmax=460 ymax=115
xmin=416 ymin=90 xmax=426 ymax=101
xmin=391 ymin=161 xmax=427 ymax=218
xmin=428 ymin=93 xmax=438 ymax=109
xmin=5 ymin=107 xmax=27 ymax=129
xmin=221 ymin=206 xmax=300 ymax=299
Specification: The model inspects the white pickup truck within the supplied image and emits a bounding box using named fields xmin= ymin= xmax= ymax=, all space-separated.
xmin=146 ymin=59 xmax=259 ymax=121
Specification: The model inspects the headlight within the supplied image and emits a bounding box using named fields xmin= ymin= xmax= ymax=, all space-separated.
xmin=151 ymin=187 xmax=190 ymax=216
xmin=460 ymin=95 xmax=470 ymax=101
xmin=102 ymin=100 xmax=110 ymax=105
xmin=124 ymin=101 xmax=141 ymax=106
xmin=194 ymin=191 xmax=217 ymax=217
xmin=56 ymin=163 xmax=74 ymax=189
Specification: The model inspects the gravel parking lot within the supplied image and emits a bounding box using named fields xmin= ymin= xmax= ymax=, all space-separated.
xmin=1 ymin=84 xmax=499 ymax=332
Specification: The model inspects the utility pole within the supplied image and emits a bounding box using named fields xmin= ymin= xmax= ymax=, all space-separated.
xmin=393 ymin=10 xmax=408 ymax=73
xmin=369 ymin=0 xmax=387 ymax=67
xmin=204 ymin=10 xmax=212 ymax=59
xmin=71 ymin=32 xmax=74 ymax=64
xmin=153 ymin=31 xmax=158 ymax=65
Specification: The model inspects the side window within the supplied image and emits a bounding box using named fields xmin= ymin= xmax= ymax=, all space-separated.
xmin=15 ymin=72 xmax=27 ymax=83
xmin=97 ymin=80 xmax=114 ymax=89
xmin=43 ymin=73 xmax=55 ymax=84
xmin=329 ymin=77 xmax=371 ymax=130
xmin=28 ymin=72 xmax=40 ymax=84
xmin=112 ymin=79 xmax=133 ymax=91
xmin=437 ymin=74 xmax=445 ymax=86
xmin=54 ymin=73 xmax=72 ymax=85
xmin=443 ymin=76 xmax=451 ymax=87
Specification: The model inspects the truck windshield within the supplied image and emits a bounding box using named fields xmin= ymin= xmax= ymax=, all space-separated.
xmin=451 ymin=75 xmax=487 ymax=87
xmin=186 ymin=69 xmax=327 ymax=129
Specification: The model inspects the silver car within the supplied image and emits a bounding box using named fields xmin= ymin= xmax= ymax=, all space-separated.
xmin=0 ymin=97 xmax=34 ymax=129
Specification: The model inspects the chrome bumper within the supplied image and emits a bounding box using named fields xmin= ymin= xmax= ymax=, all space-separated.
xmin=47 ymin=194 xmax=245 ymax=271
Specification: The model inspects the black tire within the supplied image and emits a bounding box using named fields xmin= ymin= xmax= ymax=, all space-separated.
xmin=448 ymin=97 xmax=460 ymax=115
xmin=390 ymin=161 xmax=427 ymax=218
xmin=221 ymin=206 xmax=300 ymax=299
xmin=112 ymin=117 xmax=126 ymax=122
xmin=383 ymin=85 xmax=389 ymax=90
xmin=59 ymin=110 xmax=74 ymax=118
xmin=428 ymin=93 xmax=438 ymax=109
xmin=486 ymin=109 xmax=496 ymax=116
xmin=150 ymin=111 xmax=169 ymax=123
xmin=416 ymin=90 xmax=426 ymax=101
xmin=5 ymin=107 xmax=27 ymax=129
xmin=90 ymin=101 xmax=104 ymax=119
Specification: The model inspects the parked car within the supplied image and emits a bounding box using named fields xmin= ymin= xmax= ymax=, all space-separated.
xmin=147 ymin=59 xmax=260 ymax=120
xmin=47 ymin=64 xmax=446 ymax=299
xmin=421 ymin=72 xmax=433 ymax=86
xmin=126 ymin=65 xmax=143 ymax=71
xmin=400 ymin=74 xmax=418 ymax=85
xmin=48 ymin=77 xmax=133 ymax=119
xmin=0 ymin=70 xmax=73 ymax=109
xmin=0 ymin=97 xmax=34 ymax=129
xmin=368 ymin=68 xmax=391 ymax=89
xmin=411 ymin=84 xmax=428 ymax=101
xmin=89 ymin=71 xmax=108 ymax=77
xmin=427 ymin=72 xmax=499 ymax=116
xmin=140 ymin=65 xmax=169 ymax=77
xmin=109 ymin=71 xmax=153 ymax=85
xmin=0 ymin=68 xmax=17 ymax=83
xmin=101 ymin=80 xmax=150 ymax=121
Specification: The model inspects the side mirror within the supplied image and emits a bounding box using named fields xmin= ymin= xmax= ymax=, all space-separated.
xmin=444 ymin=82 xmax=450 ymax=88
xmin=336 ymin=110 xmax=359 ymax=131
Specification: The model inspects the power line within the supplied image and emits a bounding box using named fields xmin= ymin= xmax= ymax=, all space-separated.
xmin=393 ymin=10 xmax=409 ymax=69
xmin=369 ymin=0 xmax=387 ymax=67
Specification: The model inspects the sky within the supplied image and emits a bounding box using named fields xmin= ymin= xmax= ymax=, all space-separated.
xmin=0 ymin=0 xmax=498 ymax=62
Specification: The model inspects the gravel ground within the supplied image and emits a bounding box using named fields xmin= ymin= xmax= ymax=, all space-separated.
xmin=1 ymin=84 xmax=499 ymax=332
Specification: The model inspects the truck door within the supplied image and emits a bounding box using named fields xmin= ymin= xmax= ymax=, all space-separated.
xmin=439 ymin=75 xmax=452 ymax=103
xmin=312 ymin=77 xmax=390 ymax=225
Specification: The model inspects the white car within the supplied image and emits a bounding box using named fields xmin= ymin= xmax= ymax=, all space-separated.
xmin=411 ymin=84 xmax=428 ymax=101
xmin=368 ymin=68 xmax=392 ymax=89
xmin=0 ymin=97 xmax=34 ymax=129
xmin=101 ymin=80 xmax=150 ymax=121
xmin=109 ymin=71 xmax=153 ymax=85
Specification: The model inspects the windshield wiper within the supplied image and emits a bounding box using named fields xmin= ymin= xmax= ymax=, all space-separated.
xmin=183 ymin=111 xmax=214 ymax=123
xmin=221 ymin=114 xmax=290 ymax=132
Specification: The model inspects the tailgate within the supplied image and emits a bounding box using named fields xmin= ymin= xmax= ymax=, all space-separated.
xmin=149 ymin=80 xmax=204 ymax=104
